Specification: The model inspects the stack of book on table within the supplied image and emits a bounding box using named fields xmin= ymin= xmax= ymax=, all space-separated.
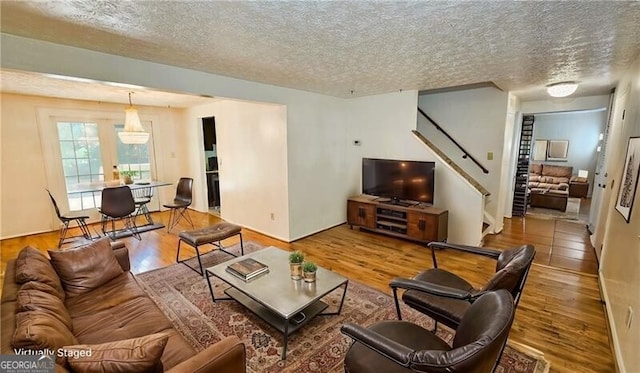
xmin=226 ymin=258 xmax=269 ymax=281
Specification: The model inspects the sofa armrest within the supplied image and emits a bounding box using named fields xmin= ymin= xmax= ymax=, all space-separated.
xmin=166 ymin=336 xmax=245 ymax=373
xmin=340 ymin=323 xmax=413 ymax=367
xmin=389 ymin=278 xmax=479 ymax=301
xmin=111 ymin=243 xmax=131 ymax=272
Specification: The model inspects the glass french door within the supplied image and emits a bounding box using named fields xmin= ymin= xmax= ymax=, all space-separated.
xmin=53 ymin=119 xmax=155 ymax=214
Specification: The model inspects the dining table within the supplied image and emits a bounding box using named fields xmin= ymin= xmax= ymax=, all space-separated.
xmin=67 ymin=180 xmax=172 ymax=239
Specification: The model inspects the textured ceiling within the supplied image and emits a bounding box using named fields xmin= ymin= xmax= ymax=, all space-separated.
xmin=2 ymin=1 xmax=640 ymax=104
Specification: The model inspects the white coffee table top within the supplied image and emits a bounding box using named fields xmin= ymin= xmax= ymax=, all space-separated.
xmin=206 ymin=246 xmax=348 ymax=318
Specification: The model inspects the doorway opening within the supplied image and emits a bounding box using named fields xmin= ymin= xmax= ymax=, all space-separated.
xmin=512 ymin=110 xmax=607 ymax=223
xmin=203 ymin=116 xmax=220 ymax=216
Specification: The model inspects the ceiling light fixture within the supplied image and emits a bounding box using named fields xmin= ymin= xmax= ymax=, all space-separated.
xmin=546 ymin=82 xmax=578 ymax=98
xmin=118 ymin=92 xmax=149 ymax=144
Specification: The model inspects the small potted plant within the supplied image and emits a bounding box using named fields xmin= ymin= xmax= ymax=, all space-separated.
xmin=289 ymin=251 xmax=304 ymax=280
xmin=120 ymin=170 xmax=138 ymax=184
xmin=302 ymin=261 xmax=317 ymax=283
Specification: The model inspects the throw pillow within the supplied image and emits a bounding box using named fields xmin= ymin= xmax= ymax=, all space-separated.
xmin=16 ymin=288 xmax=73 ymax=329
xmin=64 ymin=333 xmax=168 ymax=373
xmin=14 ymin=246 xmax=65 ymax=300
xmin=48 ymin=238 xmax=124 ymax=297
xmin=530 ymin=163 xmax=542 ymax=175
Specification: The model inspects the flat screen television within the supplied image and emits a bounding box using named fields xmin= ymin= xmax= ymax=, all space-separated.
xmin=362 ymin=158 xmax=435 ymax=205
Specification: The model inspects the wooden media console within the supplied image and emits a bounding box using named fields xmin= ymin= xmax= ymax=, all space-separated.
xmin=347 ymin=195 xmax=448 ymax=243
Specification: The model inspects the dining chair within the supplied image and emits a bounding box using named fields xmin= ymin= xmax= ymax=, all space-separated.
xmin=132 ymin=185 xmax=154 ymax=224
xmin=163 ymin=177 xmax=194 ymax=232
xmin=100 ymin=185 xmax=140 ymax=240
xmin=46 ymin=189 xmax=95 ymax=248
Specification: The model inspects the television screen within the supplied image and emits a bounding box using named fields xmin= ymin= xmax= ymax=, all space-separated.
xmin=362 ymin=158 xmax=435 ymax=204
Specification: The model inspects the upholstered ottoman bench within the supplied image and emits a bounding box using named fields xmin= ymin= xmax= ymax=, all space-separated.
xmin=177 ymin=222 xmax=244 ymax=276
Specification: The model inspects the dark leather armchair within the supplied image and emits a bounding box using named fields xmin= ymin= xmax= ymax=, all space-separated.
xmin=341 ymin=290 xmax=515 ymax=373
xmin=390 ymin=243 xmax=535 ymax=330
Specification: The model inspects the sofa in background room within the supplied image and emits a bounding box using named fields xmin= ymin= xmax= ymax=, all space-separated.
xmin=528 ymin=163 xmax=573 ymax=211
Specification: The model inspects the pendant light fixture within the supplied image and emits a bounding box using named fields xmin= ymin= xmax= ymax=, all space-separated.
xmin=118 ymin=92 xmax=149 ymax=144
xmin=546 ymin=82 xmax=578 ymax=98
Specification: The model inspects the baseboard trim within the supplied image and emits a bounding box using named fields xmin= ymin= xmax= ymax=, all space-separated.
xmin=1 ymin=228 xmax=52 ymax=240
xmin=290 ymin=222 xmax=346 ymax=243
xmin=224 ymin=223 xmax=290 ymax=243
xmin=599 ymin=272 xmax=625 ymax=373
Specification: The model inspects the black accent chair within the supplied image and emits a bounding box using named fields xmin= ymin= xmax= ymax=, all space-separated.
xmin=46 ymin=189 xmax=95 ymax=248
xmin=100 ymin=186 xmax=140 ymax=240
xmin=163 ymin=177 xmax=194 ymax=232
xmin=341 ymin=290 xmax=515 ymax=373
xmin=390 ymin=243 xmax=535 ymax=331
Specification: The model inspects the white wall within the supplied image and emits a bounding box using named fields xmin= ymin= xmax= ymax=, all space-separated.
xmin=285 ymin=94 xmax=351 ymax=240
xmin=417 ymin=87 xmax=510 ymax=229
xmin=347 ymin=90 xmax=483 ymax=245
xmin=1 ymin=94 xmax=51 ymax=237
xmin=501 ymin=93 xmax=521 ymax=220
xmin=599 ymin=54 xmax=640 ymax=373
xmin=183 ymin=100 xmax=290 ymax=241
xmin=0 ymin=93 xmax=184 ymax=238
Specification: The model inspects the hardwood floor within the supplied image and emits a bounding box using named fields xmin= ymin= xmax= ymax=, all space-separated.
xmin=0 ymin=211 xmax=615 ymax=373
xmin=494 ymin=217 xmax=599 ymax=274
xmin=522 ymin=198 xmax=599 ymax=274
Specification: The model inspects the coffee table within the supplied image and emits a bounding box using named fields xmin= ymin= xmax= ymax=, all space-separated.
xmin=205 ymin=246 xmax=349 ymax=359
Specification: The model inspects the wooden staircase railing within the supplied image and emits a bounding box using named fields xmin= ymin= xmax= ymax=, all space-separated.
xmin=412 ymin=130 xmax=490 ymax=197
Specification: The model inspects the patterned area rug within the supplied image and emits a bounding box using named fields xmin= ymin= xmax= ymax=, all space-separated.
xmin=527 ymin=197 xmax=584 ymax=222
xmin=137 ymin=242 xmax=550 ymax=373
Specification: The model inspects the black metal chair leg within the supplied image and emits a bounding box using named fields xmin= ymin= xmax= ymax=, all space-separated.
xmin=126 ymin=216 xmax=141 ymax=240
xmin=58 ymin=222 xmax=70 ymax=248
xmin=167 ymin=206 xmax=194 ymax=232
xmin=176 ymin=240 xmax=182 ymax=262
xmin=78 ymin=218 xmax=94 ymax=240
xmin=182 ymin=208 xmax=194 ymax=228
xmin=167 ymin=208 xmax=178 ymax=232
xmin=392 ymin=287 xmax=403 ymax=320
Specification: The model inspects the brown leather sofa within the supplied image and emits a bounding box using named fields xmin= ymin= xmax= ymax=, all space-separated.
xmin=528 ymin=163 xmax=572 ymax=211
xmin=1 ymin=239 xmax=246 ymax=373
